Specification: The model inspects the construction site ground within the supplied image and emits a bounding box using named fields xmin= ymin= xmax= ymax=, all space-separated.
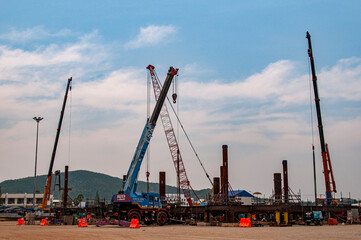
xmin=1 ymin=221 xmax=360 ymax=240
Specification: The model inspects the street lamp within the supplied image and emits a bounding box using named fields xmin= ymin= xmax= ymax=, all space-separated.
xmin=33 ymin=117 xmax=43 ymax=209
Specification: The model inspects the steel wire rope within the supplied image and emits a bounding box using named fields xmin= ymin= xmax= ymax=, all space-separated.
xmin=307 ymin=44 xmax=317 ymax=204
xmin=146 ymin=70 xmax=151 ymax=192
xmin=154 ymin=71 xmax=213 ymax=187
xmin=308 ymin=58 xmax=315 ymax=148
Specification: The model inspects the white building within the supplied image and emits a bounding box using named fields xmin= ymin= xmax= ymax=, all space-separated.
xmin=0 ymin=193 xmax=53 ymax=208
xmin=229 ymin=190 xmax=254 ymax=205
xmin=165 ymin=194 xmax=194 ymax=206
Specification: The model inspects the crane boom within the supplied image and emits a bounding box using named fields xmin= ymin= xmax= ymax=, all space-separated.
xmin=306 ymin=32 xmax=336 ymax=205
xmin=147 ymin=65 xmax=193 ymax=206
xmin=123 ymin=67 xmax=178 ymax=194
xmin=40 ymin=77 xmax=72 ymax=209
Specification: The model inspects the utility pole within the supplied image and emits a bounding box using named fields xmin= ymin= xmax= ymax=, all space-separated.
xmin=33 ymin=116 xmax=43 ymax=208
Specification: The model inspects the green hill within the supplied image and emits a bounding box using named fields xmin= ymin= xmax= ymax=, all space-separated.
xmin=0 ymin=170 xmax=211 ymax=201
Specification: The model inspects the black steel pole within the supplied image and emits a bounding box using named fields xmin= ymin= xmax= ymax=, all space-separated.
xmin=63 ymin=165 xmax=69 ymax=208
xmin=312 ymin=145 xmax=317 ymax=205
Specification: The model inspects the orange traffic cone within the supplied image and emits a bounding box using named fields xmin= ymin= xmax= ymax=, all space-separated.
xmin=78 ymin=219 xmax=88 ymax=227
xmin=16 ymin=218 xmax=23 ymax=225
xmin=239 ymin=218 xmax=251 ymax=227
xmin=40 ymin=219 xmax=48 ymax=226
xmin=129 ymin=219 xmax=140 ymax=228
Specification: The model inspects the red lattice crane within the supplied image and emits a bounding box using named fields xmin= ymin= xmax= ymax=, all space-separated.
xmin=147 ymin=65 xmax=193 ymax=206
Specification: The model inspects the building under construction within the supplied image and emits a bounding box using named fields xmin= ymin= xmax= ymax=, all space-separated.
xmin=160 ymin=144 xmax=359 ymax=226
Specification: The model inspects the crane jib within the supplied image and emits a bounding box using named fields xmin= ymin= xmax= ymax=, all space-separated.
xmin=123 ymin=67 xmax=177 ymax=194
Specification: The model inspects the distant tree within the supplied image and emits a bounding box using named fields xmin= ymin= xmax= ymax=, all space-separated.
xmin=95 ymin=191 xmax=100 ymax=206
xmin=0 ymin=186 xmax=2 ymax=205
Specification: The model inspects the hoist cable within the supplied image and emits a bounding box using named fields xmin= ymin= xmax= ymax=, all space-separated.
xmin=308 ymin=59 xmax=315 ymax=147
xmin=155 ymin=71 xmax=213 ymax=186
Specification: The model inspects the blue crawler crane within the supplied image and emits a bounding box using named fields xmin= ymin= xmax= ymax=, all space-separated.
xmin=106 ymin=66 xmax=178 ymax=226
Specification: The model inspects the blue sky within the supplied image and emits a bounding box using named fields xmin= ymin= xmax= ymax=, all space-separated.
xmin=1 ymin=1 xmax=361 ymax=201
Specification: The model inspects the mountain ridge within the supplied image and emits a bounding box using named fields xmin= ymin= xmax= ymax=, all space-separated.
xmin=0 ymin=170 xmax=211 ymax=201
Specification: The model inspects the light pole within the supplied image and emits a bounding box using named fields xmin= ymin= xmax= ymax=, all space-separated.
xmin=33 ymin=117 xmax=43 ymax=209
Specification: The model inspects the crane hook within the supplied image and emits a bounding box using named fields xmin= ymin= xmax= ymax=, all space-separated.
xmin=172 ymin=93 xmax=177 ymax=103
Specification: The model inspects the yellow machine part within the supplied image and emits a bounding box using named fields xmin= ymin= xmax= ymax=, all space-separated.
xmin=275 ymin=211 xmax=281 ymax=225
xmin=284 ymin=212 xmax=288 ymax=224
xmin=40 ymin=174 xmax=53 ymax=209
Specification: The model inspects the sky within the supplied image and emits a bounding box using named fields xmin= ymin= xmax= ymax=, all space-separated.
xmin=1 ymin=1 xmax=361 ymax=201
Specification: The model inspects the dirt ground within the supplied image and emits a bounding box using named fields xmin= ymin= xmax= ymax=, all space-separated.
xmin=1 ymin=221 xmax=361 ymax=240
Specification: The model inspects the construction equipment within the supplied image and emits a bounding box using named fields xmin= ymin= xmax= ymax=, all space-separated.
xmin=107 ymin=67 xmax=178 ymax=226
xmin=306 ymin=32 xmax=336 ymax=205
xmin=40 ymin=77 xmax=72 ymax=209
xmin=304 ymin=211 xmax=323 ymax=226
xmin=147 ymin=65 xmax=193 ymax=206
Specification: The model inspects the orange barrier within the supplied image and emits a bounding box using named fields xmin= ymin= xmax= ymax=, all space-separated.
xmin=16 ymin=218 xmax=24 ymax=225
xmin=328 ymin=218 xmax=338 ymax=225
xmin=40 ymin=219 xmax=48 ymax=226
xmin=78 ymin=219 xmax=88 ymax=227
xmin=129 ymin=219 xmax=140 ymax=228
xmin=239 ymin=218 xmax=251 ymax=227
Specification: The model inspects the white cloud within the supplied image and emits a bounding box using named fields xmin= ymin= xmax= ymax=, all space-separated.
xmin=180 ymin=58 xmax=361 ymax=106
xmin=125 ymin=25 xmax=176 ymax=49
xmin=75 ymin=68 xmax=146 ymax=112
xmin=180 ymin=60 xmax=297 ymax=102
xmin=319 ymin=57 xmax=361 ymax=101
xmin=0 ymin=26 xmax=72 ymax=43
xmin=0 ymin=30 xmax=107 ymax=83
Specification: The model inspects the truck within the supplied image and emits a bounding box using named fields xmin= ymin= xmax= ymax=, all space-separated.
xmin=304 ymin=211 xmax=323 ymax=226
xmin=106 ymin=66 xmax=178 ymax=226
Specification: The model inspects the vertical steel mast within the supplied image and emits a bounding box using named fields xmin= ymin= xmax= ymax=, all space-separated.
xmin=40 ymin=77 xmax=72 ymax=209
xmin=306 ymin=32 xmax=336 ymax=205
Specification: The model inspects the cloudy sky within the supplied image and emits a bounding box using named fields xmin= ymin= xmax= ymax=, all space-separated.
xmin=1 ymin=1 xmax=361 ymax=201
